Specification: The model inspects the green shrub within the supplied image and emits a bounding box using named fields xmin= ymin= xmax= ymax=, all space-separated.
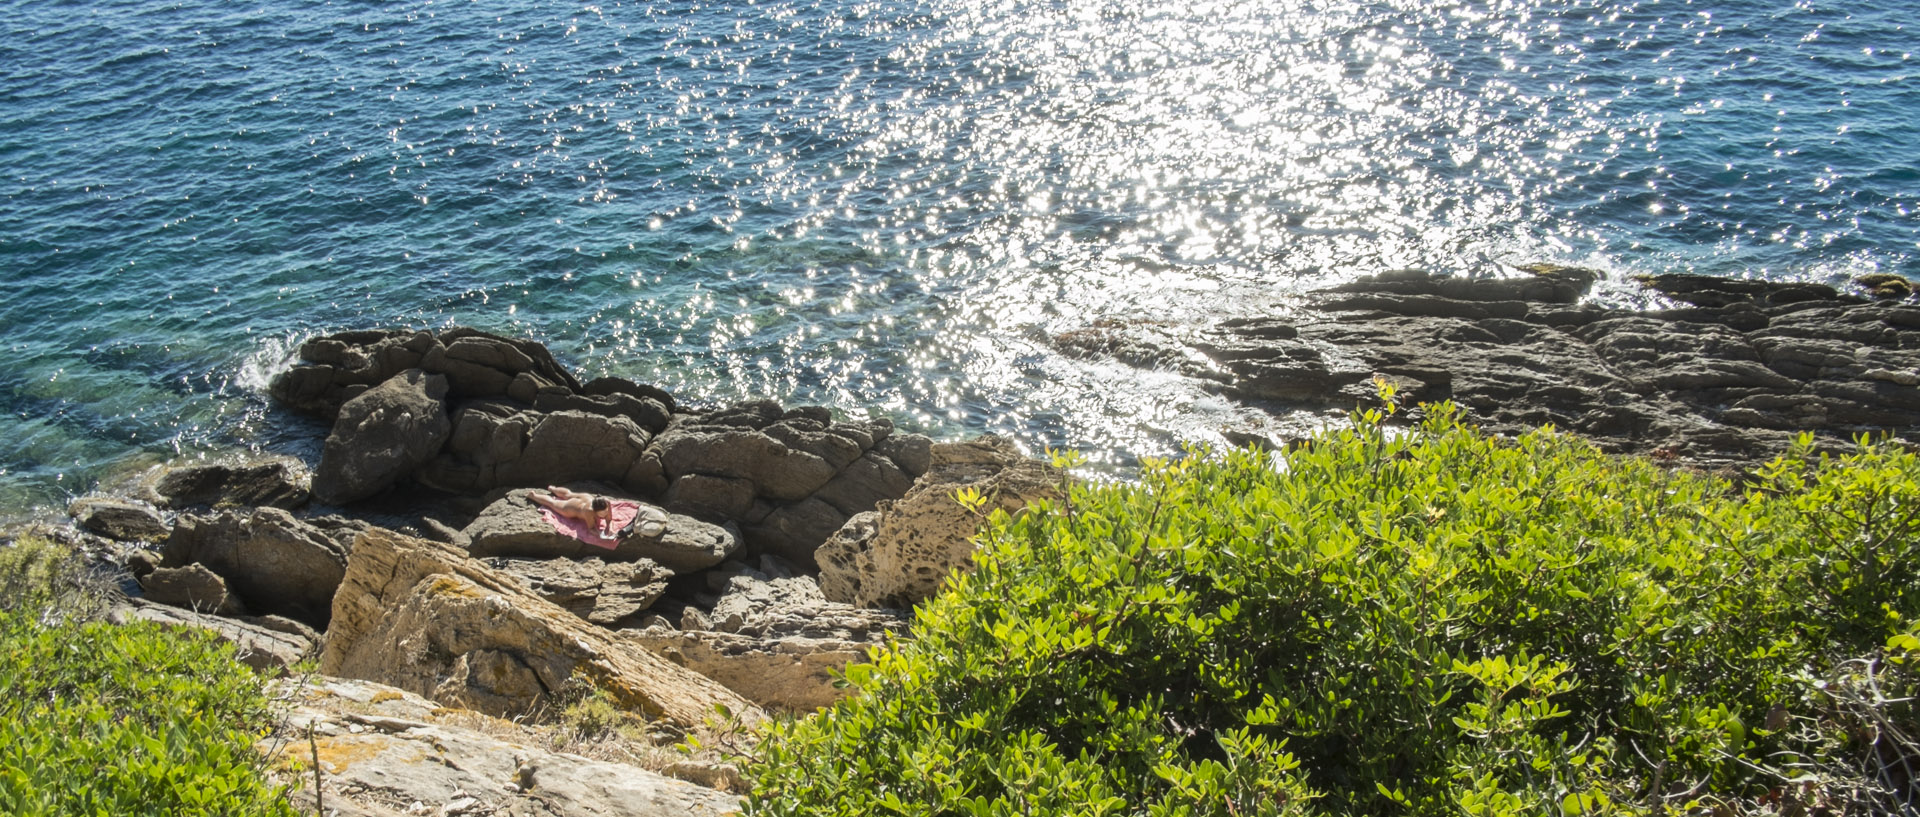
xmin=0 ymin=536 xmax=296 ymax=817
xmin=748 ymin=403 xmax=1920 ymax=816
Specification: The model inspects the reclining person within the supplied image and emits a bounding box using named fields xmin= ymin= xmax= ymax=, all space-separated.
xmin=528 ymin=486 xmax=613 ymax=537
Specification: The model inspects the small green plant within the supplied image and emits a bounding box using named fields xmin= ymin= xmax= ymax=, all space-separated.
xmin=0 ymin=532 xmax=105 ymax=622
xmin=554 ymin=673 xmax=643 ymax=743
xmin=748 ymin=403 xmax=1920 ymax=815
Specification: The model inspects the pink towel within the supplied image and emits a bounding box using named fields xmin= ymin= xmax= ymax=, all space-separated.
xmin=538 ymin=500 xmax=642 ymax=551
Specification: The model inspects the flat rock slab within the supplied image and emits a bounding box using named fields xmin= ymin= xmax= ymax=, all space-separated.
xmin=269 ymin=676 xmax=740 ymax=817
xmin=136 ymin=455 xmax=312 ymax=510
xmin=463 ymin=488 xmax=740 ymax=573
xmin=109 ymin=600 xmax=318 ymax=671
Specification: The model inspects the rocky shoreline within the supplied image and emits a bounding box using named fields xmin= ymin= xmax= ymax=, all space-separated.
xmin=1056 ymin=267 xmax=1920 ymax=468
xmin=37 ymin=327 xmax=1061 ymax=816
xmin=16 ymin=266 xmax=1920 ymax=814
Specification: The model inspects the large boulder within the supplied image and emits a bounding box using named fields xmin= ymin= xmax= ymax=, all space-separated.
xmin=163 ymin=507 xmax=351 ymax=627
xmin=270 ymin=327 xmax=581 ymax=419
xmin=313 ymin=369 xmax=452 ymax=505
xmin=273 ymin=677 xmax=741 ymax=816
xmin=493 ymin=410 xmax=652 ymax=488
xmin=323 ymin=527 xmax=762 ymax=729
xmin=422 ymin=328 xmax=582 ymax=399
xmin=653 ymin=427 xmax=838 ymax=501
xmin=269 ymin=329 xmax=434 ymax=417
xmin=463 ymin=488 xmax=740 ymax=573
xmin=423 ymin=405 xmax=664 ymax=496
xmin=743 ymin=497 xmax=848 ymax=570
xmin=816 ymin=436 xmax=1062 ymax=609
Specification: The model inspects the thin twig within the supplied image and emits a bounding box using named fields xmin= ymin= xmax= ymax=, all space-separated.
xmin=309 ymin=722 xmax=324 ymax=817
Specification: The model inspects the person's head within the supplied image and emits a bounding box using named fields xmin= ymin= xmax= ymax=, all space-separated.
xmin=592 ymin=497 xmax=610 ymax=513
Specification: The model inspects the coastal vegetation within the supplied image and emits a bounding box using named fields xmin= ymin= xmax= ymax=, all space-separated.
xmin=0 ymin=535 xmax=296 ymax=816
xmin=747 ymin=399 xmax=1920 ymax=816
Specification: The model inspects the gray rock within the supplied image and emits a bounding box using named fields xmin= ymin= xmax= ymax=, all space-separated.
xmin=664 ymin=474 xmax=758 ymax=521
xmin=163 ymin=507 xmax=351 ymax=627
xmin=269 ymin=329 xmax=435 ymax=418
xmin=630 ymin=561 xmax=906 ymax=711
xmin=582 ymin=375 xmax=678 ymax=413
xmin=536 ymin=390 xmax=673 ymax=433
xmin=494 ymin=411 xmax=651 ymax=488
xmin=654 ymin=427 xmax=838 ymax=502
xmin=139 ymin=563 xmax=245 ymax=616
xmin=313 ymin=369 xmax=452 ymax=505
xmin=762 ymin=419 xmax=867 ymax=470
xmin=875 ymin=432 xmax=933 ymax=478
xmin=812 ymin=451 xmax=915 ymax=516
xmin=744 ymin=497 xmax=848 ymax=570
xmin=1061 ymin=269 xmax=1920 ymax=466
xmin=139 ymin=456 xmax=311 ymax=510
xmin=68 ymin=496 xmax=169 ymax=542
xmin=271 ymin=328 xmax=577 ymax=418
xmin=485 ymin=556 xmax=673 ymax=627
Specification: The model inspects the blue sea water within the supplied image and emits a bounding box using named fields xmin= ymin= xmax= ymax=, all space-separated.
xmin=2 ymin=0 xmax=1916 ymax=516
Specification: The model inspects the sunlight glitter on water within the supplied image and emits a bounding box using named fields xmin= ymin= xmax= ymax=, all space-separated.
xmin=2 ymin=0 xmax=1916 ymax=509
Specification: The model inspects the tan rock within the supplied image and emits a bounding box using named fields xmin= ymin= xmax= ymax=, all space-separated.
xmin=323 ymin=528 xmax=762 ymax=730
xmin=815 ymin=435 xmax=1061 ymax=608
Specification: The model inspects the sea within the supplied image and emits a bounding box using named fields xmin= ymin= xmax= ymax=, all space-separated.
xmin=2 ymin=0 xmax=1916 ymax=519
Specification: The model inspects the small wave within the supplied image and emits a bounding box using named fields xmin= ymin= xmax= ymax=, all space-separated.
xmin=235 ymin=332 xmax=306 ymax=395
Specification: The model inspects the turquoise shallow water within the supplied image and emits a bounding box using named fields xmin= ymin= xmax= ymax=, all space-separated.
xmin=2 ymin=0 xmax=1917 ymax=515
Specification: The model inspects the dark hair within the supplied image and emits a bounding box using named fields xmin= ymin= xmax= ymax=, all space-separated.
xmin=591 ymin=497 xmax=610 ymax=511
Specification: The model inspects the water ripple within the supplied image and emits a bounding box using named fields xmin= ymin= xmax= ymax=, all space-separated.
xmin=1 ymin=0 xmax=1916 ymax=511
